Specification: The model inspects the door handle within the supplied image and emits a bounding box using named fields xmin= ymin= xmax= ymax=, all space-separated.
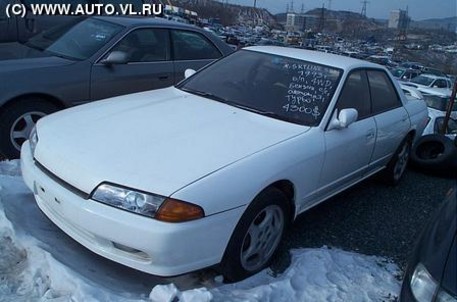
xmin=366 ymin=129 xmax=375 ymax=139
xmin=402 ymin=115 xmax=408 ymax=122
xmin=158 ymin=75 xmax=169 ymax=81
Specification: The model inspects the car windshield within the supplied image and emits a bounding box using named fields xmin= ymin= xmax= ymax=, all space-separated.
xmin=424 ymin=95 xmax=457 ymax=111
xmin=391 ymin=68 xmax=406 ymax=78
xmin=411 ymin=75 xmax=434 ymax=86
xmin=178 ymin=50 xmax=342 ymax=126
xmin=26 ymin=18 xmax=124 ymax=60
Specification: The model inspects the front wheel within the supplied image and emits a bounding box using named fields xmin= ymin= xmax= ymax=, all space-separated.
xmin=219 ymin=187 xmax=290 ymax=282
xmin=0 ymin=98 xmax=58 ymax=159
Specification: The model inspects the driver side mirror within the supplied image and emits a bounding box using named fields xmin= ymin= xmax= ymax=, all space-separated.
xmin=328 ymin=108 xmax=358 ymax=130
xmin=184 ymin=69 xmax=196 ymax=79
xmin=100 ymin=51 xmax=128 ymax=65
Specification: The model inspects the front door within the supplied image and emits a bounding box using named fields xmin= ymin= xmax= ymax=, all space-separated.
xmin=319 ymin=70 xmax=376 ymax=197
xmin=90 ymin=28 xmax=174 ymax=100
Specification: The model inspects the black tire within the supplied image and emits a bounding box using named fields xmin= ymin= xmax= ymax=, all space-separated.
xmin=381 ymin=135 xmax=412 ymax=186
xmin=0 ymin=98 xmax=59 ymax=159
xmin=219 ymin=187 xmax=290 ymax=282
xmin=411 ymin=134 xmax=457 ymax=172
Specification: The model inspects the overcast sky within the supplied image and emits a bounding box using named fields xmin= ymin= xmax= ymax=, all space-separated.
xmin=224 ymin=0 xmax=457 ymax=21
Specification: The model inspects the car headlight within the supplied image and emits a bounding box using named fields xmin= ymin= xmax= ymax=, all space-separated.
xmin=29 ymin=126 xmax=38 ymax=157
xmin=91 ymin=183 xmax=204 ymax=222
xmin=410 ymin=263 xmax=457 ymax=302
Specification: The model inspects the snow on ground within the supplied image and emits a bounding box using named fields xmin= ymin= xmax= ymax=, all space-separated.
xmin=0 ymin=160 xmax=402 ymax=302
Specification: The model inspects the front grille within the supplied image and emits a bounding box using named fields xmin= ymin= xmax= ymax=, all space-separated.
xmin=35 ymin=161 xmax=90 ymax=199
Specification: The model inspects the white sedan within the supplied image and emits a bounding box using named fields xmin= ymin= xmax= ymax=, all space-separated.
xmin=21 ymin=47 xmax=428 ymax=281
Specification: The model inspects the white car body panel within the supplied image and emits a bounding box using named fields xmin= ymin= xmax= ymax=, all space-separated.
xmin=35 ymin=87 xmax=308 ymax=201
xmin=21 ymin=144 xmax=246 ymax=275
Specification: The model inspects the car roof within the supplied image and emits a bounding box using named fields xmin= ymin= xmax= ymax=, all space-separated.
xmin=244 ymin=46 xmax=383 ymax=71
xmin=417 ymin=73 xmax=448 ymax=80
xmin=93 ymin=16 xmax=200 ymax=30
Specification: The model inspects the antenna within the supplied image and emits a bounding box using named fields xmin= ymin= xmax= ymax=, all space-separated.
xmin=301 ymin=3 xmax=305 ymax=14
xmin=361 ymin=0 xmax=369 ymax=17
xmin=290 ymin=0 xmax=295 ymax=12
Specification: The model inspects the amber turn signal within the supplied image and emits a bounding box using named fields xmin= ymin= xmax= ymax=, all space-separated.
xmin=155 ymin=199 xmax=204 ymax=222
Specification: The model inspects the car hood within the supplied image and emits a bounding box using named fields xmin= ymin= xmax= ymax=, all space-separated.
xmin=0 ymin=42 xmax=73 ymax=72
xmin=35 ymin=87 xmax=308 ymax=197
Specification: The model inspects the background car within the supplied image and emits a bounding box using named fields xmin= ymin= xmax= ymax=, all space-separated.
xmin=21 ymin=47 xmax=428 ymax=282
xmin=400 ymin=185 xmax=456 ymax=301
xmin=401 ymin=84 xmax=457 ymax=138
xmin=391 ymin=67 xmax=421 ymax=82
xmin=404 ymin=74 xmax=453 ymax=95
xmin=0 ymin=0 xmax=160 ymax=43
xmin=0 ymin=16 xmax=233 ymax=158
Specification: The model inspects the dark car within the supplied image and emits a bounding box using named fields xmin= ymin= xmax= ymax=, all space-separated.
xmin=400 ymin=184 xmax=457 ymax=301
xmin=0 ymin=16 xmax=233 ymax=158
xmin=391 ymin=67 xmax=421 ymax=82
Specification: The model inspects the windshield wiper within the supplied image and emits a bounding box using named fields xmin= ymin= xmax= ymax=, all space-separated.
xmin=179 ymin=87 xmax=229 ymax=103
xmin=180 ymin=87 xmax=304 ymax=124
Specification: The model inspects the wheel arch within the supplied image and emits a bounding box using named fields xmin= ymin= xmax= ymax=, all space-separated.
xmin=264 ymin=179 xmax=296 ymax=222
xmin=0 ymin=93 xmax=66 ymax=115
xmin=407 ymin=129 xmax=416 ymax=142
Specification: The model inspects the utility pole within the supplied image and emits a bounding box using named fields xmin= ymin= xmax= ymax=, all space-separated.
xmin=361 ymin=0 xmax=369 ymax=17
xmin=253 ymin=0 xmax=256 ymax=8
xmin=319 ymin=3 xmax=325 ymax=32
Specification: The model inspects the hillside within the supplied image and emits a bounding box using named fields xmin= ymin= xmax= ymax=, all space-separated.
xmin=168 ymin=0 xmax=278 ymax=27
xmin=411 ymin=16 xmax=457 ymax=31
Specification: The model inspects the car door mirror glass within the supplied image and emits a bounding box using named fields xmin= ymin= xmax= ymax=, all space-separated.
xmin=184 ymin=69 xmax=196 ymax=79
xmin=101 ymin=51 xmax=128 ymax=65
xmin=328 ymin=108 xmax=358 ymax=130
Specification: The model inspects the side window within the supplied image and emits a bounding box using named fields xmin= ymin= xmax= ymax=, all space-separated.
xmin=110 ymin=28 xmax=169 ymax=62
xmin=367 ymin=70 xmax=401 ymax=114
xmin=171 ymin=30 xmax=222 ymax=61
xmin=433 ymin=79 xmax=447 ymax=88
xmin=336 ymin=70 xmax=371 ymax=120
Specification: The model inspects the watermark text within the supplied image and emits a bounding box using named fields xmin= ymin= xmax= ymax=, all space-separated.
xmin=5 ymin=3 xmax=163 ymax=18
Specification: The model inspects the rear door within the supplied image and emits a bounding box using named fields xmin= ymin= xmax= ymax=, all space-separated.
xmin=170 ymin=29 xmax=223 ymax=83
xmin=367 ymin=69 xmax=409 ymax=171
xmin=90 ymin=27 xmax=174 ymax=100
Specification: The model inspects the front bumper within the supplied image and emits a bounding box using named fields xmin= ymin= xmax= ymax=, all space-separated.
xmin=21 ymin=141 xmax=245 ymax=276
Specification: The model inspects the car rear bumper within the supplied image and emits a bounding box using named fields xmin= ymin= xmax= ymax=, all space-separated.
xmin=21 ymin=141 xmax=244 ymax=276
